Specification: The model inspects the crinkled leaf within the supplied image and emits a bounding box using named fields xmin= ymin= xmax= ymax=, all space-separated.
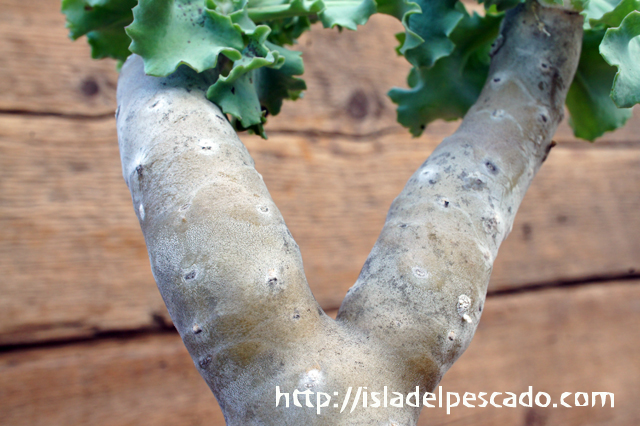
xmin=572 ymin=0 xmax=591 ymax=10
xmin=207 ymin=39 xmax=306 ymax=136
xmin=62 ymin=0 xmax=137 ymax=39
xmin=566 ymin=29 xmax=632 ymax=140
xmin=587 ymin=0 xmax=640 ymax=28
xmin=256 ymin=42 xmax=307 ymax=115
xmin=214 ymin=0 xmax=247 ymax=14
xmin=206 ymin=26 xmax=284 ymax=133
xmin=65 ymin=0 xmax=316 ymax=137
xmin=395 ymin=0 xmax=465 ymax=69
xmin=375 ymin=0 xmax=419 ymax=21
xmin=538 ymin=0 xmax=587 ymax=8
xmin=126 ymin=0 xmax=245 ymax=76
xmin=389 ymin=11 xmax=503 ymax=136
xmin=478 ymin=0 xmax=524 ymax=12
xmin=266 ymin=16 xmax=315 ymax=45
xmin=219 ymin=71 xmax=267 ymax=137
xmin=62 ymin=0 xmax=136 ymax=61
xmin=219 ymin=0 xmax=260 ymax=33
xmin=600 ymin=11 xmax=640 ymax=107
xmin=319 ymin=0 xmax=377 ymax=30
xmin=87 ymin=25 xmax=133 ymax=61
xmin=206 ymin=0 xmax=316 ymax=132
xmin=582 ymin=0 xmax=624 ymax=29
xmin=245 ymin=0 xmax=325 ymax=22
xmin=246 ymin=0 xmax=319 ymax=45
xmin=265 ymin=41 xmax=303 ymax=75
xmin=376 ymin=0 xmax=422 ymax=55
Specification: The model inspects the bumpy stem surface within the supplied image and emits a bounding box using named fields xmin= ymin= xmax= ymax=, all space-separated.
xmin=337 ymin=0 xmax=583 ymax=385
xmin=116 ymin=2 xmax=582 ymax=424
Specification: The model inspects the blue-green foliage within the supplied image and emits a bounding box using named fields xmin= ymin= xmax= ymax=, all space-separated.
xmin=389 ymin=7 xmax=502 ymax=136
xmin=388 ymin=0 xmax=640 ymax=139
xmin=566 ymin=29 xmax=632 ymax=140
xmin=62 ymin=0 xmax=640 ymax=140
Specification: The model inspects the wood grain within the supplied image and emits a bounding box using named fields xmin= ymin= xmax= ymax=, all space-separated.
xmin=1 ymin=114 xmax=639 ymax=345
xmin=0 ymin=115 xmax=164 ymax=345
xmin=1 ymin=281 xmax=637 ymax=426
xmin=2 ymin=0 xmax=640 ymax=141
xmin=0 ymin=333 xmax=225 ymax=426
xmin=0 ymin=0 xmax=119 ymax=116
xmin=2 ymin=1 xmax=638 ymax=424
xmin=417 ymin=280 xmax=640 ymax=426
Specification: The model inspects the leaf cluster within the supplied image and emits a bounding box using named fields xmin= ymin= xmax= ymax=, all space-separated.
xmin=389 ymin=0 xmax=640 ymax=140
xmin=63 ymin=0 xmax=640 ymax=140
xmin=63 ymin=0 xmax=376 ymax=137
xmin=565 ymin=0 xmax=640 ymax=140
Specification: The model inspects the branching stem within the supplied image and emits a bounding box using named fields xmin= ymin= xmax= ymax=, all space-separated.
xmin=116 ymin=1 xmax=583 ymax=424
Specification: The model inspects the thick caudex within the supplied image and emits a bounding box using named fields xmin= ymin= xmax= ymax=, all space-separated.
xmin=116 ymin=1 xmax=582 ymax=424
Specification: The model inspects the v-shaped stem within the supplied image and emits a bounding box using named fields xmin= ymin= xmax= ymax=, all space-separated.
xmin=115 ymin=1 xmax=582 ymax=424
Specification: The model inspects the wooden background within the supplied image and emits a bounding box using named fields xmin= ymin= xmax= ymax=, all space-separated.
xmin=1 ymin=1 xmax=639 ymax=425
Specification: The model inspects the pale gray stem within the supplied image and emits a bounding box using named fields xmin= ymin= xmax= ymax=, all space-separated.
xmin=337 ymin=0 xmax=583 ymax=388
xmin=116 ymin=55 xmax=327 ymax=420
xmin=116 ymin=2 xmax=582 ymax=424
xmin=117 ymin=55 xmax=418 ymax=425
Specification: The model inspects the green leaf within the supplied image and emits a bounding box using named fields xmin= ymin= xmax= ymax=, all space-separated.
xmin=600 ymin=11 xmax=640 ymax=108
xmin=376 ymin=0 xmax=422 ymax=56
xmin=395 ymin=0 xmax=465 ymax=69
xmin=206 ymin=26 xmax=286 ymax=135
xmin=266 ymin=16 xmax=315 ymax=45
xmin=389 ymin=11 xmax=503 ymax=136
xmin=245 ymin=0 xmax=325 ymax=21
xmin=62 ymin=0 xmax=137 ymax=61
xmin=126 ymin=0 xmax=245 ymax=76
xmin=582 ymin=0 xmax=626 ymax=29
xmin=256 ymin=42 xmax=306 ymax=115
xmin=478 ymin=0 xmax=524 ymax=12
xmin=206 ymin=40 xmax=307 ymax=136
xmin=220 ymin=71 xmax=268 ymax=137
xmin=319 ymin=0 xmax=377 ymax=30
xmin=571 ymin=0 xmax=591 ymax=10
xmin=566 ymin=29 xmax=632 ymax=140
xmin=62 ymin=0 xmax=138 ymax=39
xmin=588 ymin=0 xmax=640 ymax=28
xmin=242 ymin=0 xmax=320 ymax=46
xmin=375 ymin=0 xmax=419 ymax=20
xmin=87 ymin=25 xmax=133 ymax=61
xmin=538 ymin=0 xmax=565 ymax=6
xmin=221 ymin=0 xmax=260 ymax=33
xmin=65 ymin=0 xmax=318 ymax=137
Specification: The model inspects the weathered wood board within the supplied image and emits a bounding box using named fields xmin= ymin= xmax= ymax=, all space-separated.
xmin=0 ymin=0 xmax=119 ymax=117
xmin=2 ymin=1 xmax=638 ymax=424
xmin=1 ymin=281 xmax=636 ymax=425
xmin=2 ymin=0 xmax=640 ymax=140
xmin=2 ymin=114 xmax=639 ymax=345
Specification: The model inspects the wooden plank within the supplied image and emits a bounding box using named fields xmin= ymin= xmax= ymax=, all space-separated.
xmin=0 ymin=0 xmax=119 ymax=116
xmin=0 ymin=333 xmax=225 ymax=426
xmin=417 ymin=281 xmax=640 ymax=425
xmin=2 ymin=0 xmax=640 ymax=141
xmin=0 ymin=115 xmax=167 ymax=344
xmin=0 ymin=0 xmax=409 ymax=134
xmin=1 ymin=281 xmax=637 ymax=425
xmin=1 ymin=114 xmax=639 ymax=344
